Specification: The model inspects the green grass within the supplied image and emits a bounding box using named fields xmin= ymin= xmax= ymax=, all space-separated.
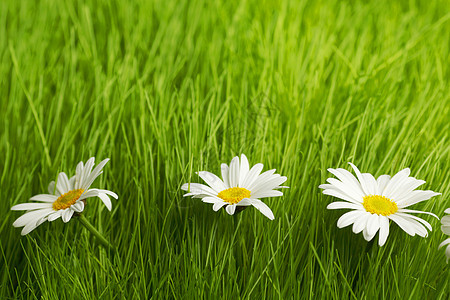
xmin=1 ymin=0 xmax=449 ymax=298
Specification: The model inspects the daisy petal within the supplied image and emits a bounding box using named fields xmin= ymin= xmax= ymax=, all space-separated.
xmin=197 ymin=171 xmax=227 ymax=193
xmin=250 ymin=199 xmax=275 ymax=220
xmin=250 ymin=190 xmax=283 ymax=199
xmin=352 ymin=212 xmax=370 ymax=234
xmin=241 ymin=163 xmax=264 ymax=189
xmin=62 ymin=209 xmax=74 ymax=223
xmin=229 ymin=156 xmax=240 ymax=187
xmin=327 ymin=201 xmax=363 ymax=210
xmin=239 ymin=154 xmax=250 ymax=187
xmin=48 ymin=211 xmax=62 ymax=222
xmin=13 ymin=208 xmax=54 ymax=227
xmin=212 ymin=202 xmax=227 ymax=211
xmin=29 ymin=194 xmax=58 ymax=202
xmin=378 ymin=216 xmax=390 ymax=246
xmin=221 ymin=164 xmax=230 ymax=187
xmin=336 ymin=210 xmax=363 ymax=228
xmin=48 ymin=181 xmax=56 ymax=195
xmin=225 ymin=204 xmax=236 ymax=215
xmin=21 ymin=222 xmax=40 ymax=235
xmin=98 ymin=193 xmax=112 ymax=211
xmin=376 ymin=175 xmax=391 ymax=195
xmin=366 ymin=213 xmax=380 ymax=236
xmin=72 ymin=201 xmax=85 ymax=213
xmin=382 ymin=168 xmax=410 ymax=198
xmin=11 ymin=203 xmax=52 ymax=211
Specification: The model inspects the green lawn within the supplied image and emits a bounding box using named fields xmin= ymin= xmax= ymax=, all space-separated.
xmin=1 ymin=0 xmax=449 ymax=298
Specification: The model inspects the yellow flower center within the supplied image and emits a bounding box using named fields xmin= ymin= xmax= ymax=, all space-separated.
xmin=217 ymin=187 xmax=251 ymax=204
xmin=52 ymin=189 xmax=84 ymax=210
xmin=363 ymin=195 xmax=398 ymax=216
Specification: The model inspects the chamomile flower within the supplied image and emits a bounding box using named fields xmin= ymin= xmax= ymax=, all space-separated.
xmin=11 ymin=157 xmax=118 ymax=235
xmin=181 ymin=154 xmax=288 ymax=220
xmin=319 ymin=163 xmax=440 ymax=246
xmin=438 ymin=208 xmax=450 ymax=263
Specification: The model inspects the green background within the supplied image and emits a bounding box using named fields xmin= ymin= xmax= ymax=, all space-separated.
xmin=1 ymin=0 xmax=449 ymax=298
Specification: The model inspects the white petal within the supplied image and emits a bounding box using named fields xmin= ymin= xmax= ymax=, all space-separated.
xmin=366 ymin=214 xmax=380 ymax=236
xmin=388 ymin=214 xmax=417 ymax=236
xmin=246 ymin=169 xmax=276 ymax=191
xmin=79 ymin=189 xmax=100 ymax=200
xmin=348 ymin=163 xmax=371 ymax=196
xmin=221 ymin=164 xmax=230 ymax=188
xmin=82 ymin=158 xmax=110 ymax=190
xmin=250 ymin=190 xmax=283 ymax=199
xmin=12 ymin=208 xmax=54 ymax=227
xmin=397 ymin=208 xmax=438 ymax=219
xmin=202 ymin=197 xmax=220 ymax=203
xmin=29 ymin=194 xmax=58 ymax=202
xmin=212 ymin=202 xmax=227 ymax=211
xmin=68 ymin=176 xmax=76 ymax=190
xmin=322 ymin=188 xmax=362 ymax=205
xmin=197 ymin=171 xmax=227 ymax=193
xmin=48 ymin=181 xmax=56 ymax=195
xmin=236 ymin=198 xmax=253 ymax=206
xmin=442 ymin=215 xmax=450 ymax=225
xmin=439 ymin=238 xmax=450 ymax=249
xmin=327 ymin=168 xmax=365 ymax=197
xmin=81 ymin=157 xmax=96 ymax=188
xmin=229 ymin=156 xmax=240 ymax=187
xmin=442 ymin=244 xmax=450 ymax=263
xmin=11 ymin=203 xmax=52 ymax=211
xmin=391 ymin=178 xmax=426 ymax=200
xmin=181 ymin=183 xmax=218 ymax=197
xmin=98 ymin=193 xmax=112 ymax=211
xmin=382 ymin=168 xmax=410 ymax=198
xmin=378 ymin=216 xmax=390 ymax=246
xmin=62 ymin=209 xmax=74 ymax=223
xmin=241 ymin=163 xmax=264 ymax=189
xmin=250 ymin=199 xmax=275 ymax=220
xmin=72 ymin=201 xmax=85 ymax=213
xmin=225 ymin=204 xmax=236 ymax=215
xmin=48 ymin=211 xmax=63 ymax=222
xmin=56 ymin=172 xmax=71 ymax=195
xmin=362 ymin=227 xmax=377 ymax=242
xmin=327 ymin=201 xmax=363 ymax=210
xmin=97 ymin=189 xmax=118 ymax=199
xmin=336 ymin=210 xmax=363 ymax=228
xmin=325 ymin=178 xmax=364 ymax=203
xmin=250 ymin=176 xmax=287 ymax=195
xmin=352 ymin=212 xmax=370 ymax=234
xmin=361 ymin=173 xmax=378 ymax=196
xmin=445 ymin=208 xmax=450 ymax=214
xmin=239 ymin=154 xmax=250 ymax=187
xmin=75 ymin=160 xmax=84 ymax=189
xmin=396 ymin=212 xmax=432 ymax=232
xmin=396 ymin=191 xmax=441 ymax=208
xmin=441 ymin=225 xmax=450 ymax=235
xmin=376 ymin=175 xmax=391 ymax=195
xmin=21 ymin=222 xmax=40 ymax=235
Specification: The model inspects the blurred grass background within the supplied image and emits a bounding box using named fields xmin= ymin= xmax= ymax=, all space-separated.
xmin=0 ymin=0 xmax=449 ymax=298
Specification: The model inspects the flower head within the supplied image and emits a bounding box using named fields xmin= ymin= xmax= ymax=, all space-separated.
xmin=181 ymin=154 xmax=288 ymax=219
xmin=319 ymin=163 xmax=440 ymax=246
xmin=11 ymin=157 xmax=118 ymax=235
xmin=439 ymin=208 xmax=450 ymax=263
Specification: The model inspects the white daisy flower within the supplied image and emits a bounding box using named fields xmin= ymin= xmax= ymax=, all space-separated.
xmin=11 ymin=157 xmax=118 ymax=235
xmin=439 ymin=208 xmax=450 ymax=263
xmin=181 ymin=154 xmax=288 ymax=220
xmin=319 ymin=163 xmax=440 ymax=246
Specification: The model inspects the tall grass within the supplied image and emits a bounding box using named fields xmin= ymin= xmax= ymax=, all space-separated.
xmin=1 ymin=0 xmax=449 ymax=298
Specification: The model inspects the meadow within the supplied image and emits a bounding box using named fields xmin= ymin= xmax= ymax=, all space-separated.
xmin=0 ymin=0 xmax=449 ymax=298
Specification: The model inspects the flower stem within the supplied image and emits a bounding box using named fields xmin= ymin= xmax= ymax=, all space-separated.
xmin=78 ymin=214 xmax=113 ymax=251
